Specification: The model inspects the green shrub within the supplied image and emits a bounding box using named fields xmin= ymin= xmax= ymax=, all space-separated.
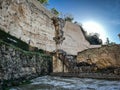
xmin=0 ymin=29 xmax=29 ymax=51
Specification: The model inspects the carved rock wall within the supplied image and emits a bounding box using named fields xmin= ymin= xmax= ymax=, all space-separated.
xmin=0 ymin=0 xmax=100 ymax=55
xmin=0 ymin=0 xmax=56 ymax=52
xmin=61 ymin=22 xmax=101 ymax=55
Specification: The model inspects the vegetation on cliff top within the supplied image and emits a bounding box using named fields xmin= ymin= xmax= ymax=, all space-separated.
xmin=38 ymin=0 xmax=48 ymax=4
xmin=51 ymin=8 xmax=59 ymax=16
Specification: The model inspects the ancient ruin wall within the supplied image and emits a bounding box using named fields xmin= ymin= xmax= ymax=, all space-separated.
xmin=0 ymin=0 xmax=100 ymax=55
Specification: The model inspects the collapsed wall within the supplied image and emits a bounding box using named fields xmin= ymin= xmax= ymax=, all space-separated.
xmin=0 ymin=0 xmax=100 ymax=55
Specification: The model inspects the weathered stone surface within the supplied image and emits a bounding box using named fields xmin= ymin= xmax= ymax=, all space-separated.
xmin=61 ymin=22 xmax=101 ymax=55
xmin=53 ymin=56 xmax=68 ymax=73
xmin=77 ymin=45 xmax=120 ymax=69
xmin=0 ymin=40 xmax=52 ymax=82
xmin=0 ymin=0 xmax=56 ymax=52
xmin=0 ymin=0 xmax=101 ymax=55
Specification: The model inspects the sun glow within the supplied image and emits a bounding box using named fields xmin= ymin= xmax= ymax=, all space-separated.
xmin=82 ymin=21 xmax=107 ymax=43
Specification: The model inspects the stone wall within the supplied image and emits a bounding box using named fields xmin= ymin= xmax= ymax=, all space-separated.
xmin=0 ymin=0 xmax=101 ymax=55
xmin=0 ymin=40 xmax=52 ymax=85
xmin=77 ymin=45 xmax=120 ymax=69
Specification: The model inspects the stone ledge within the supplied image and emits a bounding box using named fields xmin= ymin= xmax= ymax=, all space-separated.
xmin=51 ymin=72 xmax=120 ymax=80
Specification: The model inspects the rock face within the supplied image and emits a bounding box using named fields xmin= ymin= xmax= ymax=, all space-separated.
xmin=62 ymin=22 xmax=101 ymax=55
xmin=0 ymin=40 xmax=52 ymax=83
xmin=0 ymin=0 xmax=100 ymax=55
xmin=0 ymin=0 xmax=56 ymax=52
xmin=77 ymin=45 xmax=120 ymax=69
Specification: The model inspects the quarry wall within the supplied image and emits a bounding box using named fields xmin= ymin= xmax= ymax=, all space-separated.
xmin=0 ymin=0 xmax=100 ymax=55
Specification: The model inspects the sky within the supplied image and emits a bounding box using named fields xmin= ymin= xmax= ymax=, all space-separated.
xmin=48 ymin=0 xmax=120 ymax=44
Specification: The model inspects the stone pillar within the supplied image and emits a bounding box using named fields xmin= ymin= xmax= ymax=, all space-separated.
xmin=53 ymin=56 xmax=68 ymax=72
xmin=52 ymin=17 xmax=67 ymax=73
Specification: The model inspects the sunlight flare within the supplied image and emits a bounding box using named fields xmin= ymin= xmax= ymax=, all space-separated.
xmin=82 ymin=21 xmax=107 ymax=43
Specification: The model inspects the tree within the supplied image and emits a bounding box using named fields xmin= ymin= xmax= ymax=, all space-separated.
xmin=85 ymin=33 xmax=102 ymax=45
xmin=110 ymin=42 xmax=116 ymax=45
xmin=64 ymin=14 xmax=74 ymax=22
xmin=38 ymin=0 xmax=48 ymax=4
xmin=105 ymin=37 xmax=116 ymax=45
xmin=118 ymin=34 xmax=120 ymax=39
xmin=106 ymin=38 xmax=110 ymax=45
xmin=51 ymin=8 xmax=59 ymax=16
xmin=74 ymin=21 xmax=78 ymax=24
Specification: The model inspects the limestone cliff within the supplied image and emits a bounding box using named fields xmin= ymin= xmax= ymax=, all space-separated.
xmin=77 ymin=45 xmax=120 ymax=69
xmin=0 ymin=0 xmax=56 ymax=52
xmin=0 ymin=0 xmax=100 ymax=55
